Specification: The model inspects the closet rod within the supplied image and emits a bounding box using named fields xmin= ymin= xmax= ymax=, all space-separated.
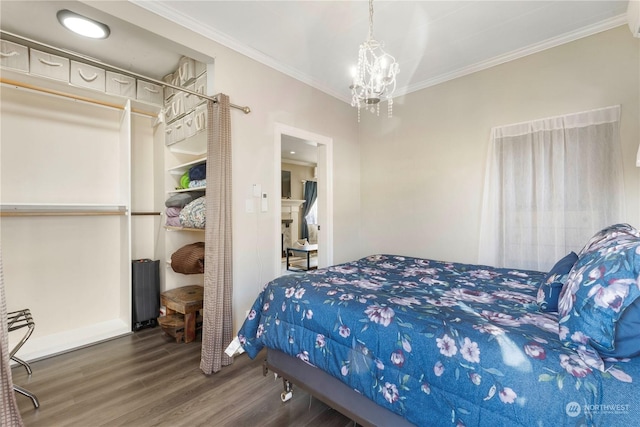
xmin=132 ymin=212 xmax=162 ymax=216
xmin=0 ymin=211 xmax=126 ymax=217
xmin=0 ymin=30 xmax=251 ymax=115
xmin=1 ymin=204 xmax=127 ymax=216
xmin=0 ymin=77 xmax=157 ymax=117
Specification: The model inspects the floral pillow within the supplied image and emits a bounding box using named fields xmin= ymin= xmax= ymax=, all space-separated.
xmin=537 ymin=252 xmax=578 ymax=312
xmin=558 ymin=224 xmax=640 ymax=361
xmin=577 ymin=223 xmax=640 ymax=257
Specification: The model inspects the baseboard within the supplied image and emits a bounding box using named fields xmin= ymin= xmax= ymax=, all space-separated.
xmin=10 ymin=318 xmax=132 ymax=363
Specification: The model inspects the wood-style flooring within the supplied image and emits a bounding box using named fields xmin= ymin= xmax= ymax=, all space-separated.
xmin=12 ymin=327 xmax=353 ymax=427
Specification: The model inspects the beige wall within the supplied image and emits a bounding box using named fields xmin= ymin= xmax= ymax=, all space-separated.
xmin=360 ymin=26 xmax=640 ymax=265
xmin=92 ymin=2 xmax=361 ymax=332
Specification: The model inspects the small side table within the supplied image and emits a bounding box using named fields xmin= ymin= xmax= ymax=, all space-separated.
xmin=286 ymin=244 xmax=318 ymax=271
xmin=160 ymin=285 xmax=203 ymax=343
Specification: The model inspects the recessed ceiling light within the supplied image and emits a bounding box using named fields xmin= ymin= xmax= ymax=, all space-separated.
xmin=290 ymin=151 xmax=296 ymax=154
xmin=57 ymin=10 xmax=110 ymax=39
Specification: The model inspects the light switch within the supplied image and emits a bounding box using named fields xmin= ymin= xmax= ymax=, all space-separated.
xmin=245 ymin=199 xmax=254 ymax=213
xmin=261 ymin=192 xmax=268 ymax=212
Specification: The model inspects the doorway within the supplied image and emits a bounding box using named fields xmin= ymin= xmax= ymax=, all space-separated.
xmin=274 ymin=123 xmax=333 ymax=278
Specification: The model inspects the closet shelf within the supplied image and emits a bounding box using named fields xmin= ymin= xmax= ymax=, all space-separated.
xmin=168 ymin=157 xmax=207 ymax=174
xmin=164 ymin=226 xmax=205 ymax=232
xmin=167 ymin=132 xmax=207 ymax=156
xmin=167 ymin=187 xmax=206 ymax=194
xmin=0 ymin=203 xmax=127 ymax=216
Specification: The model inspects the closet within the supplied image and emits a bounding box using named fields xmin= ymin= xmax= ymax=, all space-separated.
xmin=0 ymin=34 xmax=166 ymax=360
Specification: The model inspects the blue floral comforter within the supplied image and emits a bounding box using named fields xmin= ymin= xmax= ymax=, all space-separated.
xmin=237 ymin=255 xmax=639 ymax=426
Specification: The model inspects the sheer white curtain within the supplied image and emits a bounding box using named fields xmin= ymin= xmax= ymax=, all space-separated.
xmin=479 ymin=105 xmax=625 ymax=271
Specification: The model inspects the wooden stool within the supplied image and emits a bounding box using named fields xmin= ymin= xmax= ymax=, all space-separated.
xmin=159 ymin=285 xmax=203 ymax=343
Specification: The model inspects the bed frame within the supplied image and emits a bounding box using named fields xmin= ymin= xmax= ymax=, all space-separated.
xmin=264 ymin=348 xmax=415 ymax=427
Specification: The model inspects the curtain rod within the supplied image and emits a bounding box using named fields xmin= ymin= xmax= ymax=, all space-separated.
xmin=0 ymin=30 xmax=251 ymax=114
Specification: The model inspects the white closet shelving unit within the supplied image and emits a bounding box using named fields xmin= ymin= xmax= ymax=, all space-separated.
xmin=0 ymin=34 xmax=164 ymax=361
xmin=162 ymin=58 xmax=212 ymax=292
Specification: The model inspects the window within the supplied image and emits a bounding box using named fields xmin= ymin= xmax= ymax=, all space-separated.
xmin=479 ymin=105 xmax=625 ymax=271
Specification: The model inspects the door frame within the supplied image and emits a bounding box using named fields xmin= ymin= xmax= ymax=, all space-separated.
xmin=274 ymin=123 xmax=333 ymax=276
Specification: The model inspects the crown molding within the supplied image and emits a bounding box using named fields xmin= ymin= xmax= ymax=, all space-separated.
xmin=131 ymin=0 xmax=351 ymax=103
xmin=397 ymin=14 xmax=627 ymax=97
xmin=132 ymin=1 xmax=626 ymax=104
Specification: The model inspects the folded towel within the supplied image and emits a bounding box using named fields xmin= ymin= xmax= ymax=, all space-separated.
xmin=189 ymin=179 xmax=206 ymax=188
xmin=165 ymin=216 xmax=182 ymax=227
xmin=165 ymin=206 xmax=182 ymax=217
xmin=180 ymin=171 xmax=190 ymax=189
xmin=189 ymin=163 xmax=207 ymax=181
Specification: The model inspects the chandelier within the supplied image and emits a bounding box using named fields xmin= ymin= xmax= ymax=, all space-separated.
xmin=350 ymin=0 xmax=400 ymax=122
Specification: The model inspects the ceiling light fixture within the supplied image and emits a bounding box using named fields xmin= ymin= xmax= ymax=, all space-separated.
xmin=57 ymin=10 xmax=110 ymax=39
xmin=350 ymin=0 xmax=399 ymax=122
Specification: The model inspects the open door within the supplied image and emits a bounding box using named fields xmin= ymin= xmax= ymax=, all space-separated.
xmin=274 ymin=123 xmax=333 ymax=277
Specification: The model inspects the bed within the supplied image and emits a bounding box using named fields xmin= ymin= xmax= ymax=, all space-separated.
xmin=235 ymin=224 xmax=640 ymax=426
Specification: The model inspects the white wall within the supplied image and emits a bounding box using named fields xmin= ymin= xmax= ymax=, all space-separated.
xmin=92 ymin=2 xmax=361 ymax=333
xmin=0 ymin=86 xmax=136 ymax=358
xmin=360 ymin=26 xmax=640 ymax=265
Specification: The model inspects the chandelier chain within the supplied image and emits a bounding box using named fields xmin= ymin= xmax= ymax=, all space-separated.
xmin=368 ymin=0 xmax=374 ymax=40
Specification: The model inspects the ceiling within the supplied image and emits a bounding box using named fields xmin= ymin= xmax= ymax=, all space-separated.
xmin=281 ymin=135 xmax=318 ymax=165
xmin=135 ymin=0 xmax=629 ymax=102
xmin=2 ymin=1 xmax=629 ymax=165
xmin=0 ymin=1 xmax=629 ymax=105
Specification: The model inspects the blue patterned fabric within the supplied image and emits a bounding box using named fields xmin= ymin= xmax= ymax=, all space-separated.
xmin=238 ymin=255 xmax=640 ymax=427
xmin=179 ymin=196 xmax=206 ymax=229
xmin=537 ymin=252 xmax=578 ymax=312
xmin=559 ymin=224 xmax=640 ymax=361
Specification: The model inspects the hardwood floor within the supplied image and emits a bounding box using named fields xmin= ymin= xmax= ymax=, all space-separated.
xmin=12 ymin=327 xmax=354 ymax=427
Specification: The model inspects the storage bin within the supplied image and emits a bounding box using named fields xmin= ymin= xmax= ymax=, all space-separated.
xmin=177 ymin=56 xmax=196 ymax=86
xmin=183 ymin=83 xmax=199 ymax=111
xmin=0 ymin=40 xmax=29 ymax=72
xmin=163 ymin=72 xmax=174 ymax=101
xmin=30 ymin=49 xmax=69 ymax=82
xmin=183 ymin=111 xmax=197 ymax=139
xmin=195 ymin=73 xmax=207 ymax=98
xmin=165 ymin=122 xmax=175 ymax=146
xmin=70 ymin=60 xmax=105 ymax=91
xmin=170 ymin=92 xmax=185 ymax=120
xmin=173 ymin=117 xmax=185 ymax=143
xmin=137 ymin=80 xmax=163 ymax=105
xmin=195 ymin=104 xmax=207 ymax=133
xmin=105 ymin=71 xmax=136 ymax=98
